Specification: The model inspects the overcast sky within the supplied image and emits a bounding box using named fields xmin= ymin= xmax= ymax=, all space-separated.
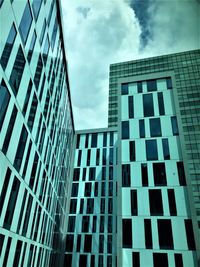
xmin=61 ymin=0 xmax=200 ymax=130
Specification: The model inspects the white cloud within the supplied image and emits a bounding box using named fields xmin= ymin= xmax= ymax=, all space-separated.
xmin=61 ymin=0 xmax=200 ymax=130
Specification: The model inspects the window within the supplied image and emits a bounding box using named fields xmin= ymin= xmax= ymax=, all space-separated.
xmin=128 ymin=96 xmax=134 ymax=118
xmin=94 ymin=182 xmax=98 ymax=197
xmin=87 ymin=149 xmax=91 ymax=166
xmin=100 ymin=198 xmax=105 ymax=213
xmin=149 ymin=190 xmax=163 ymax=215
xmin=2 ymin=237 xmax=11 ymax=267
xmin=96 ymin=149 xmax=100 ymax=165
xmin=13 ymin=240 xmax=22 ymax=266
xmin=22 ymin=80 xmax=32 ymax=116
xmin=143 ymin=94 xmax=154 ymax=117
xmin=84 ymin=235 xmax=92 ymax=252
xmin=171 ymin=116 xmax=179 ymax=135
xmin=68 ymin=216 xmax=76 ymax=232
xmin=99 ymin=235 xmax=104 ymax=253
xmin=32 ymin=0 xmax=42 ymax=20
xmin=77 ymin=150 xmax=82 ymax=166
xmin=109 ymin=166 xmax=113 ymax=180
xmin=168 ymin=189 xmax=177 ymax=216
xmin=27 ymin=93 xmax=38 ymax=131
xmin=146 ymin=140 xmax=158 ymax=161
xmin=153 ymin=253 xmax=168 ymax=267
xmin=22 ymin=194 xmax=33 ymax=236
xmin=108 ymin=182 xmax=113 ymax=196
xmin=79 ymin=255 xmax=87 ymax=267
xmin=14 ymin=125 xmax=28 ymax=172
xmin=0 ymin=80 xmax=11 ymax=131
xmin=139 ymin=119 xmax=145 ymax=138
xmin=39 ymin=19 xmax=46 ymax=45
xmin=103 ymin=132 xmax=107 ymax=147
xmin=82 ymin=216 xmax=90 ymax=232
xmin=70 ymin=199 xmax=77 ymax=214
xmin=153 ymin=163 xmax=167 ymax=186
xmin=65 ymin=255 xmax=72 ymax=266
xmin=82 ymin=168 xmax=86 ymax=181
xmin=73 ymin=168 xmax=80 ymax=181
xmin=66 ymin=234 xmax=74 ymax=252
xmin=141 ymin=163 xmax=148 ymax=186
xmin=147 ymin=79 xmax=157 ymax=92
xmin=2 ymin=105 xmax=17 ymax=154
xmin=9 ymin=46 xmax=26 ymax=96
xmin=184 ymin=219 xmax=196 ymax=250
xmin=144 ymin=219 xmax=152 ymax=249
xmin=76 ymin=235 xmax=81 ymax=252
xmin=86 ymin=198 xmax=94 ymax=214
xmin=129 ymin=141 xmax=135 ymax=161
xmin=108 ymin=216 xmax=112 ymax=233
xmin=130 ymin=190 xmax=137 ymax=215
xmin=122 ymin=121 xmax=129 ymax=139
xmin=166 ymin=77 xmax=172 ymax=89
xmin=162 ymin=139 xmax=170 ymax=160
xmin=19 ymin=2 xmax=33 ymax=44
xmin=92 ymin=216 xmax=97 ymax=232
xmin=0 ymin=24 xmax=17 ymax=70
xmin=132 ymin=252 xmax=140 ymax=267
xmin=121 ymin=83 xmax=128 ymax=95
xmin=109 ymin=148 xmax=113 ymax=165
xmin=3 ymin=176 xmax=20 ymax=230
xmin=102 ymin=148 xmax=107 ymax=165
xmin=71 ymin=183 xmax=79 ymax=197
xmin=99 ymin=216 xmax=105 ymax=232
xmin=101 ymin=182 xmax=105 ymax=196
xmin=137 ymin=81 xmax=142 ymax=93
xmin=89 ymin=167 xmax=96 ymax=181
xmin=157 ymin=219 xmax=174 ymax=249
xmin=158 ymin=92 xmax=165 ymax=115
xmin=42 ymin=35 xmax=49 ymax=65
xmin=177 ymin=162 xmax=186 ymax=186
xmin=27 ymin=31 xmax=36 ymax=63
xmin=102 ymin=166 xmax=106 ymax=180
xmin=108 ymin=198 xmax=113 ymax=214
xmin=0 ymin=234 xmax=5 ymax=256
xmin=174 ymin=254 xmax=183 ymax=267
xmin=122 ymin=219 xmax=132 ymax=248
xmin=110 ymin=131 xmax=114 ymax=146
xmin=84 ymin=183 xmax=91 ymax=197
xmin=34 ymin=55 xmax=43 ymax=91
xmin=91 ymin=133 xmax=98 ymax=147
xmin=150 ymin=118 xmax=162 ymax=137
xmin=79 ymin=199 xmax=84 ymax=214
xmin=0 ymin=168 xmax=11 ymax=217
xmin=29 ymin=152 xmax=39 ymax=189
xmin=51 ymin=18 xmax=58 ymax=50
xmin=122 ymin=164 xmax=130 ymax=187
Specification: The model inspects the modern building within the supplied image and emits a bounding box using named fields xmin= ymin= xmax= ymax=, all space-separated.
xmin=0 ymin=0 xmax=200 ymax=266
xmin=0 ymin=1 xmax=74 ymax=267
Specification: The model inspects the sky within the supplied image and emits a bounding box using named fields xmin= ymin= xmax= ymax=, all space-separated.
xmin=61 ymin=0 xmax=200 ymax=130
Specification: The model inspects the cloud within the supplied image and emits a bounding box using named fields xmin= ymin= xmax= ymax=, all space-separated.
xmin=61 ymin=0 xmax=200 ymax=130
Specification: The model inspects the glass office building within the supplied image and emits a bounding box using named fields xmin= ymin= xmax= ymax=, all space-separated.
xmin=0 ymin=0 xmax=74 ymax=266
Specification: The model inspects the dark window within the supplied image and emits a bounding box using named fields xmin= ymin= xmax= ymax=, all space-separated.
xmin=100 ymin=198 xmax=105 ymax=213
xmin=184 ymin=219 xmax=196 ymax=250
xmin=102 ymin=148 xmax=107 ymax=165
xmin=137 ymin=81 xmax=142 ymax=93
xmin=91 ymin=255 xmax=95 ymax=266
xmin=129 ymin=141 xmax=135 ymax=161
xmin=77 ymin=150 xmax=82 ymax=166
xmin=42 ymin=35 xmax=49 ymax=65
xmin=107 ymin=255 xmax=112 ymax=266
xmin=99 ymin=216 xmax=105 ymax=232
xmin=174 ymin=254 xmax=183 ymax=267
xmin=71 ymin=183 xmax=79 ymax=197
xmin=66 ymin=234 xmax=74 ymax=252
xmin=82 ymin=168 xmax=86 ymax=181
xmin=73 ymin=168 xmax=80 ymax=181
xmin=143 ymin=94 xmax=154 ymax=117
xmin=2 ymin=237 xmax=11 ymax=267
xmin=96 ymin=149 xmax=100 ymax=165
xmin=109 ymin=182 xmax=113 ymax=196
xmin=2 ymin=105 xmax=17 ymax=154
xmin=22 ymin=194 xmax=33 ymax=236
xmin=84 ymin=235 xmax=92 ymax=252
xmin=92 ymin=216 xmax=97 ymax=232
xmin=89 ymin=167 xmax=96 ymax=181
xmin=84 ymin=183 xmax=91 ymax=197
xmin=0 ymin=168 xmax=11 ymax=217
xmin=68 ymin=216 xmax=76 ymax=232
xmin=107 ymin=235 xmax=112 ymax=254
xmin=19 ymin=2 xmax=33 ymax=44
xmin=27 ymin=31 xmax=36 ymax=63
xmin=34 ymin=55 xmax=43 ymax=91
xmin=122 ymin=164 xmax=130 ymax=187
xmin=153 ymin=163 xmax=167 ymax=186
xmin=109 ymin=166 xmax=113 ymax=180
xmin=86 ymin=198 xmax=94 ymax=214
xmin=110 ymin=131 xmax=114 ymax=146
xmin=16 ymin=190 xmax=27 ymax=234
xmin=101 ymin=182 xmax=105 ymax=196
xmin=69 ymin=199 xmax=77 ymax=214
xmin=141 ymin=163 xmax=148 ymax=186
xmin=130 ymin=190 xmax=137 ymax=215
xmin=162 ymin=139 xmax=170 ymax=160
xmin=0 ymin=234 xmax=5 ymax=256
xmin=76 ymin=235 xmax=81 ymax=252
xmin=82 ymin=216 xmax=90 ymax=232
xmin=139 ymin=119 xmax=145 ymax=138
xmin=168 ymin=189 xmax=177 ymax=216
xmin=79 ymin=255 xmax=87 ymax=267
xmin=51 ymin=18 xmax=58 ymax=50
xmin=0 ymin=80 xmax=11 ymax=132
xmin=132 ymin=252 xmax=140 ymax=267
xmin=128 ymin=96 xmax=134 ymax=118
xmin=14 ymin=125 xmax=28 ymax=172
xmin=102 ymin=166 xmax=106 ymax=180
xmin=94 ymin=182 xmax=98 ymax=197
xmin=153 ymin=253 xmax=168 ymax=267
xmin=29 ymin=151 xmax=39 ymax=189
xmin=13 ymin=240 xmax=22 ymax=266
xmin=166 ymin=77 xmax=172 ymax=89
xmin=158 ymin=92 xmax=165 ymax=115
xmin=85 ymin=133 xmax=89 ymax=148
xmin=122 ymin=121 xmax=129 ymax=139
xmin=150 ymin=118 xmax=162 ymax=137
xmin=144 ymin=219 xmax=152 ymax=249
xmin=64 ymin=254 xmax=72 ymax=267
xmin=177 ymin=162 xmax=186 ymax=186
xmin=157 ymin=219 xmax=174 ymax=249
xmin=149 ymin=189 xmax=163 ymax=215
xmin=27 ymin=93 xmax=38 ymax=131
xmin=103 ymin=132 xmax=107 ymax=147
xmin=22 ymin=80 xmax=32 ymax=116
xmin=171 ymin=116 xmax=179 ymax=135
xmin=79 ymin=199 xmax=84 ymax=214
xmin=32 ymin=0 xmax=42 ymax=20
xmin=91 ymin=133 xmax=98 ymax=147
xmin=108 ymin=216 xmax=112 ymax=233
xmin=76 ymin=134 xmax=80 ymax=148
xmin=9 ymin=46 xmax=26 ymax=96
xmin=122 ymin=219 xmax=132 ymax=248
xmin=146 ymin=140 xmax=158 ymax=161
xmin=121 ymin=83 xmax=128 ymax=95
xmin=147 ymin=79 xmax=157 ymax=92
xmin=0 ymin=24 xmax=17 ymax=70
xmin=109 ymin=147 xmax=113 ymax=165
xmin=87 ymin=149 xmax=91 ymax=166
xmin=40 ymin=19 xmax=46 ymax=45
xmin=47 ymin=0 xmax=54 ymax=25
xmin=3 ymin=176 xmax=20 ymax=230
xmin=99 ymin=235 xmax=104 ymax=253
